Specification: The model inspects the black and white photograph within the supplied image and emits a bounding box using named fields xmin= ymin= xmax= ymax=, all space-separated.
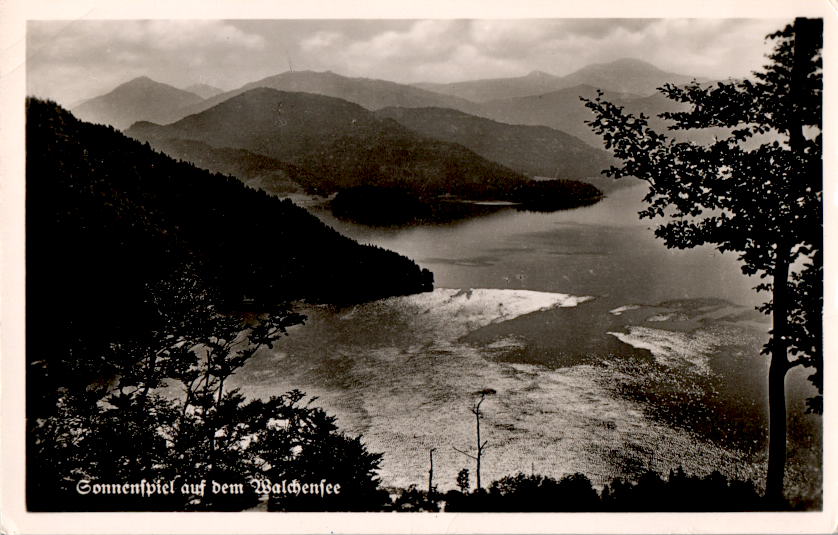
xmin=1 ymin=1 xmax=834 ymax=533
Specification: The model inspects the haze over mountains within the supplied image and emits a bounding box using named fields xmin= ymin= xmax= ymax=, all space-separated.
xmin=71 ymin=58 xmax=706 ymax=144
xmin=70 ymin=57 xmax=713 ymax=198
xmin=413 ymin=58 xmax=701 ymax=102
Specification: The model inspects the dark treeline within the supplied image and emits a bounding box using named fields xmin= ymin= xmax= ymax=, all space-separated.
xmin=397 ymin=468 xmax=804 ymax=512
xmin=26 ymin=99 xmax=431 ymax=511
xmin=513 ymin=178 xmax=602 ymax=211
xmin=331 ymin=179 xmax=602 ymax=226
xmin=331 ymin=186 xmax=510 ymax=226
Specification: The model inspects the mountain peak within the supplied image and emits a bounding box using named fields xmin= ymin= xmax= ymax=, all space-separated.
xmin=558 ymin=58 xmax=696 ymax=96
xmin=122 ymin=75 xmax=158 ymax=87
xmin=71 ymin=76 xmax=204 ymax=129
xmin=525 ymin=70 xmax=555 ymax=79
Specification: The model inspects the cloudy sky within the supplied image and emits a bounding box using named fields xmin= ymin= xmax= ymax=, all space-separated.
xmin=27 ymin=18 xmax=788 ymax=106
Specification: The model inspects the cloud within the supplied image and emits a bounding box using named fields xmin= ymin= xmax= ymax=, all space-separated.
xmin=27 ymin=20 xmax=267 ymax=104
xmin=288 ymin=19 xmax=780 ymax=83
xmin=301 ymin=30 xmax=343 ymax=51
xmin=27 ymin=18 xmax=786 ymax=106
xmin=29 ymin=20 xmax=264 ymax=66
xmin=343 ymin=20 xmax=466 ymax=61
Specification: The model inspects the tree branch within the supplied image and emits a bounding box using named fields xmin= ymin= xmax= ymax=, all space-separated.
xmin=452 ymin=446 xmax=477 ymax=460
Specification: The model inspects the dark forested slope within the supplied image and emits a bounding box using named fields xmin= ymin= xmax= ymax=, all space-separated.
xmin=127 ymin=87 xmax=532 ymax=198
xmin=133 ymin=137 xmax=316 ymax=195
xmin=27 ymin=98 xmax=433 ymax=393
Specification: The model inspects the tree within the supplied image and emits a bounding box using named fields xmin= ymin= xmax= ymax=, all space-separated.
xmin=582 ymin=18 xmax=822 ymax=505
xmin=29 ymin=264 xmax=391 ymax=512
xmin=456 ymin=468 xmax=471 ymax=493
xmin=453 ymin=388 xmax=496 ymax=492
xmin=246 ymin=391 xmax=392 ymax=511
xmin=28 ymin=267 xmax=306 ymax=511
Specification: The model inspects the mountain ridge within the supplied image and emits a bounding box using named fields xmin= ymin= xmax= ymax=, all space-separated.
xmin=126 ymin=87 xmax=532 ymax=198
xmin=412 ymin=58 xmax=702 ymax=102
xmin=179 ymin=69 xmax=483 ymax=117
xmin=373 ymin=105 xmax=614 ymax=179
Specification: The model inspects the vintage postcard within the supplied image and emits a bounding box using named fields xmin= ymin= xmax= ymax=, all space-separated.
xmin=1 ymin=0 xmax=835 ymax=533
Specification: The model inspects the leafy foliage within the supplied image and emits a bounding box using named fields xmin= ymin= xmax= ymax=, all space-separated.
xmin=26 ymin=99 xmax=422 ymax=511
xmin=248 ymin=391 xmax=391 ymax=511
xmin=27 ymin=260 xmax=390 ymax=512
xmin=456 ymin=468 xmax=470 ymax=493
xmin=581 ymin=18 xmax=822 ymax=501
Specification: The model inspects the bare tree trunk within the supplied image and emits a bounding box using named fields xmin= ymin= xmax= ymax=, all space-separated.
xmin=766 ymin=247 xmax=790 ymax=505
xmin=428 ymin=448 xmax=435 ymax=498
xmin=765 ymin=17 xmax=819 ymax=506
xmin=475 ymin=401 xmax=483 ymax=492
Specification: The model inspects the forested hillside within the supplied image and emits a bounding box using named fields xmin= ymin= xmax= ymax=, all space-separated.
xmin=127 ymin=88 xmax=532 ymax=198
xmin=26 ymin=98 xmax=433 ymax=413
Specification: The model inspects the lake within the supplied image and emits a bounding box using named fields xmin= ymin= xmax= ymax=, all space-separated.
xmin=231 ymin=183 xmax=820 ymax=501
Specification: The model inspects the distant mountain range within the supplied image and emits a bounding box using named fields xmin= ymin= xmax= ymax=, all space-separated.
xmin=474 ymin=84 xmax=642 ymax=147
xmin=374 ymin=106 xmax=613 ymax=179
xmin=413 ymin=58 xmax=702 ymax=102
xmin=72 ymin=76 xmax=204 ymax=129
xmin=70 ymin=57 xmax=714 ymax=195
xmin=474 ymin=84 xmax=724 ymax=148
xmin=414 ymin=70 xmax=566 ymax=103
xmin=178 ymin=70 xmax=482 ymax=118
xmin=126 ymin=88 xmax=532 ymax=198
xmin=556 ymin=58 xmax=702 ymax=96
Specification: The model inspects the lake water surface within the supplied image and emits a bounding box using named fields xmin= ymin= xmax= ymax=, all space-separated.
xmin=231 ymin=184 xmax=820 ymax=501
